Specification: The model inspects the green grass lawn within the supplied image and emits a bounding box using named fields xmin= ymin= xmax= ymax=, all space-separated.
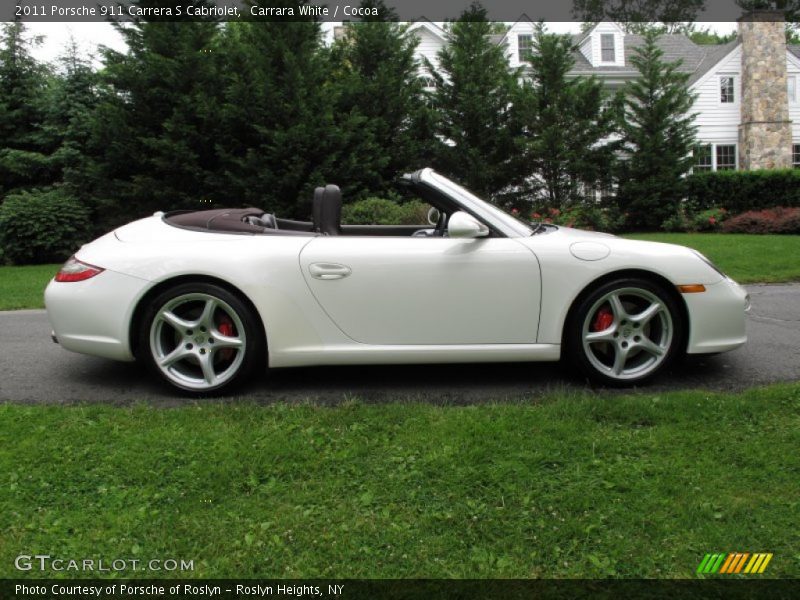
xmin=2 ymin=384 xmax=798 ymax=579
xmin=623 ymin=233 xmax=800 ymax=284
xmin=0 ymin=263 xmax=59 ymax=310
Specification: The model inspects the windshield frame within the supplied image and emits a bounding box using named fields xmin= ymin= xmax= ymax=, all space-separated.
xmin=418 ymin=169 xmax=534 ymax=238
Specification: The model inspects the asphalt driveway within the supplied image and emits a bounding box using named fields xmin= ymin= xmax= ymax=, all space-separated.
xmin=1 ymin=284 xmax=798 ymax=406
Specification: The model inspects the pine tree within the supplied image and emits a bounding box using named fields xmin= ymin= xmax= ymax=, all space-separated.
xmin=213 ymin=7 xmax=346 ymax=218
xmin=618 ymin=30 xmax=697 ymax=230
xmin=426 ymin=2 xmax=525 ymax=201
xmin=573 ymin=0 xmax=705 ymax=32
xmin=42 ymin=39 xmax=100 ymax=204
xmin=0 ymin=22 xmax=52 ymax=198
xmin=89 ymin=1 xmax=222 ymax=225
xmin=517 ymin=26 xmax=620 ymax=209
xmin=329 ymin=0 xmax=434 ymax=196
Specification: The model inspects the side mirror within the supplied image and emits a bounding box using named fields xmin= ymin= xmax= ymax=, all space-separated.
xmin=447 ymin=211 xmax=490 ymax=239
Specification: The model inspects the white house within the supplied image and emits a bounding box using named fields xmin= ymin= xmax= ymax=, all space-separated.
xmin=405 ymin=13 xmax=800 ymax=172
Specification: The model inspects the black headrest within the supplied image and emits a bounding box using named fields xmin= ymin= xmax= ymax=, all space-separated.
xmin=312 ymin=187 xmax=325 ymax=233
xmin=318 ymin=185 xmax=341 ymax=236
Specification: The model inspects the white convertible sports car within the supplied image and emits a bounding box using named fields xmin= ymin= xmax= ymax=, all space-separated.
xmin=45 ymin=168 xmax=749 ymax=394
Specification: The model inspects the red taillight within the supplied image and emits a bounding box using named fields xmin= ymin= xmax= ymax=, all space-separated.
xmin=54 ymin=257 xmax=104 ymax=282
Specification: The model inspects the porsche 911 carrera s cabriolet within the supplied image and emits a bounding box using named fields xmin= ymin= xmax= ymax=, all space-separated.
xmin=45 ymin=168 xmax=749 ymax=394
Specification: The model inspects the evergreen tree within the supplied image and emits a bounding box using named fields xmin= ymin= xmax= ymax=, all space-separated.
xmin=688 ymin=27 xmax=737 ymax=45
xmin=0 ymin=22 xmax=52 ymax=198
xmin=618 ymin=30 xmax=697 ymax=230
xmin=213 ymin=7 xmax=347 ymax=218
xmin=574 ymin=0 xmax=704 ymax=33
xmin=517 ymin=26 xmax=620 ymax=209
xmin=329 ymin=0 xmax=434 ymax=196
xmin=42 ymin=39 xmax=100 ymax=204
xmin=89 ymin=1 xmax=221 ymax=225
xmin=426 ymin=2 xmax=525 ymax=201
xmin=736 ymin=0 xmax=800 ymax=24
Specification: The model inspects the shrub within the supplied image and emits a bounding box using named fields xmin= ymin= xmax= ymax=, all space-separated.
xmin=686 ymin=169 xmax=800 ymax=214
xmin=690 ymin=207 xmax=727 ymax=232
xmin=541 ymin=205 xmax=624 ymax=233
xmin=661 ymin=205 xmax=728 ymax=233
xmin=0 ymin=187 xmax=92 ymax=265
xmin=660 ymin=209 xmax=692 ymax=233
xmin=341 ymin=198 xmax=431 ymax=225
xmin=721 ymin=207 xmax=800 ymax=234
xmin=399 ymin=200 xmax=432 ymax=225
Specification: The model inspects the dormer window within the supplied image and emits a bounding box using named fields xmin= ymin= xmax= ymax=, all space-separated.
xmin=600 ymin=34 xmax=615 ymax=62
xmin=518 ymin=34 xmax=533 ymax=62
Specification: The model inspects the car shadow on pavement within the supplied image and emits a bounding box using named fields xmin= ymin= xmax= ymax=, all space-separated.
xmin=8 ymin=348 xmax=770 ymax=407
xmin=235 ymin=354 xmax=748 ymax=406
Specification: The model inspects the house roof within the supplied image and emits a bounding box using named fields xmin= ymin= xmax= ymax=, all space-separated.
xmin=407 ymin=18 xmax=447 ymax=40
xmin=574 ymin=22 xmax=625 ymax=45
xmin=566 ymin=34 xmax=797 ymax=86
xmin=497 ymin=13 xmax=535 ymax=45
xmin=685 ymin=39 xmax=740 ymax=84
xmin=568 ymin=33 xmax=712 ymax=79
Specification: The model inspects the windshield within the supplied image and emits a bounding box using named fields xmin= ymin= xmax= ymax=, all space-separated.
xmin=425 ymin=171 xmax=534 ymax=238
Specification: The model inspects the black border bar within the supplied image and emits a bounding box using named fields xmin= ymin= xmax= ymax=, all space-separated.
xmin=4 ymin=579 xmax=800 ymax=600
xmin=0 ymin=0 xmax=789 ymax=23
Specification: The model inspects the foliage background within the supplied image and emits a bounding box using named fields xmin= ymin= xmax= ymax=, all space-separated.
xmin=0 ymin=1 xmax=797 ymax=264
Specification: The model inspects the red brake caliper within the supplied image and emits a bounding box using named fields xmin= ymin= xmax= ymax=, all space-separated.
xmin=592 ymin=306 xmax=614 ymax=332
xmin=218 ymin=317 xmax=235 ymax=361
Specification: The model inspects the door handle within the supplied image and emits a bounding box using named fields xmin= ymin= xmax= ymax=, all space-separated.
xmin=309 ymin=262 xmax=352 ymax=280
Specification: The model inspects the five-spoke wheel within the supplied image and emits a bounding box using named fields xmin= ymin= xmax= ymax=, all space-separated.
xmin=568 ymin=278 xmax=684 ymax=385
xmin=140 ymin=283 xmax=263 ymax=394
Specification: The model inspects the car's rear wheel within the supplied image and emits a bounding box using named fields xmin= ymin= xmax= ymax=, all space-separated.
xmin=566 ymin=278 xmax=684 ymax=386
xmin=139 ymin=283 xmax=264 ymax=394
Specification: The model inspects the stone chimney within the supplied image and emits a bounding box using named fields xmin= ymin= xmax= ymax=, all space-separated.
xmin=738 ymin=11 xmax=793 ymax=170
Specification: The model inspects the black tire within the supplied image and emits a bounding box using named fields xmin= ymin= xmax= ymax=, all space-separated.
xmin=565 ymin=277 xmax=685 ymax=386
xmin=138 ymin=282 xmax=265 ymax=395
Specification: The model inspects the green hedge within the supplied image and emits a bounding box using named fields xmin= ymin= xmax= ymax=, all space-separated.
xmin=341 ymin=198 xmax=430 ymax=225
xmin=686 ymin=169 xmax=800 ymax=214
xmin=0 ymin=187 xmax=92 ymax=265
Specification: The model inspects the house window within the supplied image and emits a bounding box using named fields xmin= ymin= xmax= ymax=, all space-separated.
xmin=720 ymin=76 xmax=735 ymax=103
xmin=793 ymin=144 xmax=800 ymax=168
xmin=694 ymin=145 xmax=713 ymax=172
xmin=518 ymin=35 xmax=533 ymax=62
xmin=600 ymin=34 xmax=615 ymax=62
xmin=788 ymin=76 xmax=796 ymax=103
xmin=716 ymin=144 xmax=737 ymax=170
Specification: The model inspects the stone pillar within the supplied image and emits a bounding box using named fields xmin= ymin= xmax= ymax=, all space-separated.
xmin=738 ymin=11 xmax=793 ymax=170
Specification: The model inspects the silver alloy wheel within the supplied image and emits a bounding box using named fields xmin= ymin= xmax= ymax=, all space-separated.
xmin=581 ymin=287 xmax=673 ymax=381
xmin=149 ymin=293 xmax=246 ymax=391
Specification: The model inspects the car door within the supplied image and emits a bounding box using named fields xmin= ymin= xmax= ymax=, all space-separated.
xmin=298 ymin=236 xmax=541 ymax=345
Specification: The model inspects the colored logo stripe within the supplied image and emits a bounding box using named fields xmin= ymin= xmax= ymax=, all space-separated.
xmin=697 ymin=553 xmax=726 ymax=574
xmin=744 ymin=553 xmax=773 ymax=574
xmin=720 ymin=553 xmax=749 ymax=573
xmin=698 ymin=553 xmax=773 ymax=574
xmin=719 ymin=553 xmax=735 ymax=573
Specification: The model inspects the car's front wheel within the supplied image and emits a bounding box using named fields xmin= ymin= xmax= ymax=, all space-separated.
xmin=139 ymin=283 xmax=264 ymax=394
xmin=566 ymin=278 xmax=685 ymax=386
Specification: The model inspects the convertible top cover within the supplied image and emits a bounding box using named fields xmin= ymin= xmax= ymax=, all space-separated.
xmin=167 ymin=208 xmax=266 ymax=233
